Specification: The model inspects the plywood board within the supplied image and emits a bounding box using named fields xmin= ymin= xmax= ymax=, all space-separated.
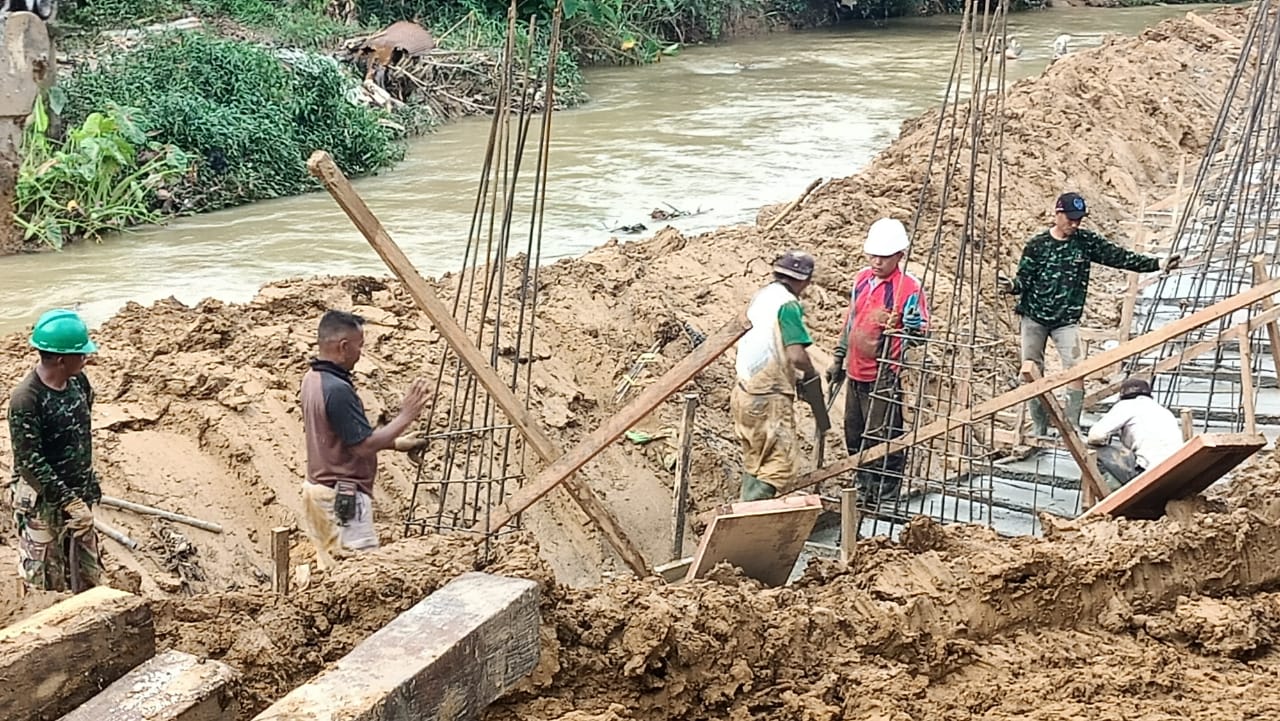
xmin=685 ymin=495 xmax=822 ymax=587
xmin=58 ymin=650 xmax=238 ymax=721
xmin=253 ymin=572 xmax=540 ymax=721
xmin=0 ymin=586 xmax=155 ymax=721
xmin=1082 ymin=433 xmax=1265 ymax=520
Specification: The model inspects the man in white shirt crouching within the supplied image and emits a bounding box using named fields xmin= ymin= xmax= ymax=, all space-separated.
xmin=1086 ymin=377 xmax=1184 ymax=492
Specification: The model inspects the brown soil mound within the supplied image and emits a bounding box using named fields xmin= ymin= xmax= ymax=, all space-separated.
xmin=1 ymin=6 xmax=1276 ymax=719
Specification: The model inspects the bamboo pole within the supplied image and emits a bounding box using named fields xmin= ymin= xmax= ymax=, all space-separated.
xmin=93 ymin=519 xmax=138 ymax=549
xmin=99 ymin=496 xmax=224 ymax=533
xmin=1239 ymin=331 xmax=1258 ymax=435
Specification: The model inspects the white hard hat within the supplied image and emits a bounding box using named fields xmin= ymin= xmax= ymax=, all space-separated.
xmin=864 ymin=218 xmax=910 ymax=256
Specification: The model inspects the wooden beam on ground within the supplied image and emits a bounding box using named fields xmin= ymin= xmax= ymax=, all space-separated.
xmin=785 ymin=277 xmax=1280 ymax=494
xmin=253 ymin=572 xmax=539 ymax=721
xmin=485 ymin=314 xmax=749 ymax=538
xmin=1251 ymin=255 xmax=1280 ymax=375
xmin=684 ymin=495 xmax=822 ymax=587
xmin=1083 ymin=302 xmax=1280 ymax=407
xmin=1020 ymin=363 xmax=1109 ymax=506
xmin=0 ymin=587 xmax=155 ymax=721
xmin=58 ymin=650 xmax=238 ymax=721
xmin=1081 ymin=433 xmax=1265 ymax=520
xmin=671 ymin=393 xmax=697 ymax=559
xmin=307 ymin=150 xmax=649 ymax=576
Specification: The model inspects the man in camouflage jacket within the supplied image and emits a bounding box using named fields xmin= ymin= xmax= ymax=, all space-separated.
xmin=8 ymin=309 xmax=102 ymax=592
xmin=1000 ymin=193 xmax=1179 ymax=434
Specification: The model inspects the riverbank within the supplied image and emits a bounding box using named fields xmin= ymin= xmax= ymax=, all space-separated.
xmin=3 ymin=5 xmax=1276 ymax=718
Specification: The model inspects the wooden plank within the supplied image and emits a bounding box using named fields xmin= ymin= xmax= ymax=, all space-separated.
xmin=840 ymin=487 xmax=858 ymax=564
xmin=1081 ymin=433 xmax=1264 ymax=520
xmin=307 ymin=150 xmax=649 ymax=576
xmin=253 ymin=572 xmax=539 ymax=721
xmin=485 ymin=314 xmax=750 ymax=538
xmin=272 ymin=527 xmax=290 ymax=595
xmin=1181 ymin=408 xmax=1195 ymax=441
xmin=684 ymin=495 xmax=822 ymax=587
xmin=671 ymin=393 xmax=697 ymax=559
xmin=1239 ymin=331 xmax=1258 ymax=434
xmin=1083 ymin=302 xmax=1280 ymax=407
xmin=782 ymin=277 xmax=1280 ymax=494
xmin=1250 ymin=255 xmax=1280 ymax=376
xmin=1020 ymin=363 xmax=1109 ymax=505
xmin=0 ymin=587 xmax=155 ymax=721
xmin=58 ymin=650 xmax=238 ymax=721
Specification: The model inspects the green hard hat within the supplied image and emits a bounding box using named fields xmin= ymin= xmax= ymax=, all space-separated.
xmin=30 ymin=309 xmax=97 ymax=355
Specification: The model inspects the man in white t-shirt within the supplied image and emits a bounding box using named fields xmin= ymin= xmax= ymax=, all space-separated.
xmin=1086 ymin=377 xmax=1184 ymax=491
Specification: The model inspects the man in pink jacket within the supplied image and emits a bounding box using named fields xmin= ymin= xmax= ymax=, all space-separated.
xmin=826 ymin=218 xmax=930 ymax=502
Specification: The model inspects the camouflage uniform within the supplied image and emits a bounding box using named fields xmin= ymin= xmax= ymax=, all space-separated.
xmin=8 ymin=369 xmax=102 ymax=591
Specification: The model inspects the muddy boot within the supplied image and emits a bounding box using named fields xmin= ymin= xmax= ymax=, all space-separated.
xmin=1028 ymin=398 xmax=1049 ymax=437
xmin=1065 ymin=388 xmax=1085 ymax=432
xmin=739 ymin=473 xmax=777 ymax=502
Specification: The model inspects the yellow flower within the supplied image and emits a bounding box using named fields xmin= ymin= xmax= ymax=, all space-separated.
xmin=620 ymin=39 xmax=637 ymax=51
xmin=66 ymin=200 xmax=80 ymax=211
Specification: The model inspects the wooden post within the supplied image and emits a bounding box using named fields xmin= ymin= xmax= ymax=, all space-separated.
xmin=783 ymin=277 xmax=1280 ymax=494
xmin=840 ymin=487 xmax=859 ymax=564
xmin=1250 ymin=256 xmax=1280 ymax=378
xmin=1084 ymin=449 xmax=1105 ymax=507
xmin=1239 ymin=331 xmax=1258 ymax=435
xmin=272 ymin=527 xmax=290 ymax=595
xmin=671 ymin=393 xmax=698 ymax=559
xmin=1019 ymin=363 xmax=1109 ymax=506
xmin=307 ymin=150 xmax=657 ymax=576
xmin=1181 ymin=408 xmax=1195 ymax=441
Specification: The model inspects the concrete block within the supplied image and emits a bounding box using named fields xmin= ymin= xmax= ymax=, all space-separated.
xmin=253 ymin=571 xmax=540 ymax=721
xmin=57 ymin=650 xmax=238 ymax=721
xmin=0 ymin=586 xmax=155 ymax=721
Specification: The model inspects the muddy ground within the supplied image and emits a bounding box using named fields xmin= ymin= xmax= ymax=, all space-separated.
xmin=2 ymin=5 xmax=1277 ymax=719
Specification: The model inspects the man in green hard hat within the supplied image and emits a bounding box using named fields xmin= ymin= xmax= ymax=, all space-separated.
xmin=8 ymin=309 xmax=102 ymax=592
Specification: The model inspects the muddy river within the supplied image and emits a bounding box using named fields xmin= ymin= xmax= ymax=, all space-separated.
xmin=0 ymin=4 xmax=1225 ymax=334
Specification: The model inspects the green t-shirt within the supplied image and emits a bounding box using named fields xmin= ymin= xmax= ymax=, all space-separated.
xmin=778 ymin=300 xmax=812 ymax=347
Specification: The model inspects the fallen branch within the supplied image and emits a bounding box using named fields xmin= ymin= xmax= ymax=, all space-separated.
xmin=763 ymin=178 xmax=823 ymax=232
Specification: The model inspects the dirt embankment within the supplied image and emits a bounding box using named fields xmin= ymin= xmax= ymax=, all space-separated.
xmin=1 ymin=6 xmax=1276 ymax=718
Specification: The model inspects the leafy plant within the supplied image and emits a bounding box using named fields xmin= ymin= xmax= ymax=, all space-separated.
xmin=61 ymin=32 xmax=404 ymax=211
xmin=15 ymin=97 xmax=190 ymax=249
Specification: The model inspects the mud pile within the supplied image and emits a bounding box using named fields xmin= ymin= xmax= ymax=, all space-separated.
xmin=490 ymin=506 xmax=1280 ymax=720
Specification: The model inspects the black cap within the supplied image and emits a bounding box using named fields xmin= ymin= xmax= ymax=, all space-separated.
xmin=1055 ymin=192 xmax=1088 ymax=221
xmin=1119 ymin=377 xmax=1152 ymax=400
xmin=773 ymin=250 xmax=815 ymax=281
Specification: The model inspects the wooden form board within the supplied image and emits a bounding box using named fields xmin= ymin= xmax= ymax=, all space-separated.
xmin=253 ymin=572 xmax=540 ymax=721
xmin=685 ymin=495 xmax=822 ymax=587
xmin=0 ymin=587 xmax=155 ymax=721
xmin=1082 ymin=433 xmax=1265 ymax=520
xmin=58 ymin=650 xmax=238 ymax=721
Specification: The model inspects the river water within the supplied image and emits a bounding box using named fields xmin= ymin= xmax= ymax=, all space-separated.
xmin=0 ymin=4 xmax=1224 ymax=334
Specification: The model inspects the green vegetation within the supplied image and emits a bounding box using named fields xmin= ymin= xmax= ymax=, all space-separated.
xmin=15 ymin=98 xmax=189 ymax=249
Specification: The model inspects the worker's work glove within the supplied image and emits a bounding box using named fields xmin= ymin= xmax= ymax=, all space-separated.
xmin=1160 ymin=253 xmax=1182 ymax=273
xmin=825 ymin=356 xmax=846 ymax=387
xmin=394 ymin=435 xmax=429 ymax=453
xmin=901 ymin=293 xmax=924 ymax=332
xmin=996 ymin=273 xmax=1016 ymax=295
xmin=63 ymin=498 xmax=94 ymax=539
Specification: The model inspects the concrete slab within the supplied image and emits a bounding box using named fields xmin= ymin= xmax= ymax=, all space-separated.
xmin=58 ymin=650 xmax=238 ymax=721
xmin=0 ymin=586 xmax=155 ymax=721
xmin=685 ymin=494 xmax=822 ymax=587
xmin=253 ymin=572 xmax=540 ymax=721
xmin=1083 ymin=432 xmax=1266 ymax=520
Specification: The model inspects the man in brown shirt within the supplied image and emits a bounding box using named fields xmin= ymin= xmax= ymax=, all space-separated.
xmin=300 ymin=310 xmax=430 ymax=570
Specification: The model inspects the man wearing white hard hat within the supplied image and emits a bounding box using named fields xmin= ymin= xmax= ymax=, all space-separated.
xmin=731 ymin=250 xmax=821 ymax=501
xmin=827 ymin=219 xmax=929 ymax=502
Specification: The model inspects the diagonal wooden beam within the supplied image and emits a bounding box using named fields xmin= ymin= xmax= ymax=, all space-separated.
xmin=782 ymin=276 xmax=1280 ymax=493
xmin=1020 ymin=362 xmax=1108 ymax=505
xmin=307 ymin=151 xmax=653 ymax=575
